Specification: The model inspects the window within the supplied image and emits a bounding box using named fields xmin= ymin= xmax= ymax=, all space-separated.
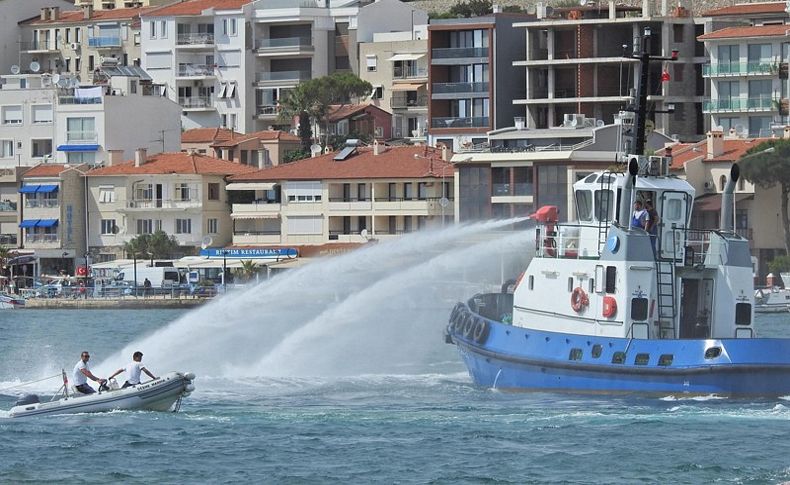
xmin=591 ymin=344 xmax=602 ymax=358
xmin=98 ymin=187 xmax=115 ymax=203
xmin=31 ymin=105 xmax=53 ymax=124
xmin=137 ymin=219 xmax=153 ymax=234
xmin=366 ymin=55 xmax=377 ymax=72
xmin=75 ymin=57 xmax=81 ymax=72
xmin=0 ymin=140 xmax=13 ymax=158
xmin=67 ymin=152 xmax=95 ymax=164
xmin=100 ymin=219 xmax=116 ymax=235
xmin=568 ymin=277 xmax=574 ymax=292
xmin=207 ymin=218 xmax=218 ymax=234
xmin=1 ymin=105 xmax=23 ymax=125
xmin=594 ymin=189 xmax=613 ymax=221
xmin=749 ymin=116 xmax=772 ymax=137
xmin=67 ymin=117 xmax=95 ymax=141
xmin=160 ymin=20 xmax=167 ymax=38
xmin=31 ymin=139 xmax=52 ymax=158
xmin=569 ymin=348 xmax=583 ymax=361
xmin=735 ymin=303 xmax=752 ymax=325
xmin=611 ymin=351 xmax=625 ymax=364
xmin=174 ymin=183 xmax=191 ymax=201
xmin=605 ymin=266 xmax=616 ymax=293
xmin=135 ymin=183 xmax=153 ymax=201
xmin=575 ymin=190 xmax=593 ymax=221
xmin=75 ymin=28 xmax=81 ymax=43
xmin=372 ymin=86 xmax=383 ymax=99
xmin=658 ymin=354 xmax=673 ymax=366
xmin=528 ymin=275 xmax=534 ymax=290
xmin=631 ymin=297 xmax=648 ymax=321
xmin=417 ymin=182 xmax=428 ymax=200
xmin=634 ymin=353 xmax=650 ymax=365
xmin=176 ymin=218 xmax=192 ymax=234
xmin=88 ymin=55 xmax=94 ymax=71
xmin=65 ymin=28 xmax=71 ymax=43
xmin=149 ymin=21 xmax=156 ymax=39
xmin=404 ymin=182 xmax=413 ymax=200
xmin=130 ymin=80 xmax=137 ymax=94
xmin=208 ymin=183 xmax=220 ymax=200
xmin=719 ymin=174 xmax=727 ymax=191
xmin=223 ymin=19 xmax=237 ymax=36
xmin=230 ymin=19 xmax=237 ymax=36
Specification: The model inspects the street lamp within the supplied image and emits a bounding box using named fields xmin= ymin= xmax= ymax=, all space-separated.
xmin=221 ymin=249 xmax=229 ymax=293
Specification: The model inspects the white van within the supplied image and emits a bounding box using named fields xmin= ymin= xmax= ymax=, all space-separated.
xmin=114 ymin=265 xmax=181 ymax=288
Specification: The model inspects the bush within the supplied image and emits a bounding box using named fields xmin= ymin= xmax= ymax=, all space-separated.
xmin=768 ymin=255 xmax=790 ymax=274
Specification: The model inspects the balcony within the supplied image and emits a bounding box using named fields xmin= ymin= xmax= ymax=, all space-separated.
xmin=255 ymin=70 xmax=310 ymax=85
xmin=431 ymin=47 xmax=488 ymax=63
xmin=431 ymin=82 xmax=489 ymax=100
xmin=702 ymin=62 xmax=777 ymax=77
xmin=25 ymin=234 xmax=58 ymax=244
xmin=256 ymin=105 xmax=280 ymax=118
xmin=0 ymin=234 xmax=17 ymax=246
xmin=25 ymin=199 xmax=59 ymax=208
xmin=255 ymin=37 xmax=314 ymax=56
xmin=702 ymin=97 xmax=775 ymax=113
xmin=232 ymin=231 xmax=282 ymax=245
xmin=176 ymin=33 xmax=215 ymax=47
xmin=19 ymin=41 xmax=58 ymax=53
xmin=59 ymin=96 xmax=102 ymax=105
xmin=390 ymin=93 xmax=428 ymax=109
xmin=0 ymin=201 xmax=16 ymax=212
xmin=393 ymin=65 xmax=428 ymax=79
xmin=431 ymin=117 xmax=490 ymax=129
xmin=66 ymin=130 xmax=99 ymax=143
xmin=88 ymin=36 xmax=122 ymax=48
xmin=178 ymin=96 xmax=214 ymax=110
xmin=176 ymin=64 xmax=216 ymax=78
xmin=372 ymin=197 xmax=454 ymax=214
xmin=124 ymin=199 xmax=202 ymax=210
xmin=232 ymin=202 xmax=281 ymax=215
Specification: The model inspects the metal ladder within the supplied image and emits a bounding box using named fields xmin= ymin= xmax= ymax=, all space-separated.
xmin=597 ymin=173 xmax=614 ymax=253
xmin=654 ymin=231 xmax=677 ymax=339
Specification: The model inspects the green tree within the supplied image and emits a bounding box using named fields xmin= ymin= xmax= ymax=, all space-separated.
xmin=124 ymin=230 xmax=180 ymax=260
xmin=0 ymin=246 xmax=10 ymax=286
xmin=768 ymin=255 xmax=790 ymax=274
xmin=739 ymin=139 xmax=790 ymax=253
xmin=278 ymin=72 xmax=372 ymax=149
xmin=448 ymin=0 xmax=492 ymax=17
xmin=240 ymin=260 xmax=259 ymax=282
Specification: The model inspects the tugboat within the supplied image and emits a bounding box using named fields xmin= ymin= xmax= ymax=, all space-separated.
xmin=445 ymin=28 xmax=790 ymax=396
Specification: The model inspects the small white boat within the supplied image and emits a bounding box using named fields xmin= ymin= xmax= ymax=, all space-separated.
xmin=754 ymin=288 xmax=790 ymax=313
xmin=0 ymin=293 xmax=24 ymax=309
xmin=8 ymin=371 xmax=195 ymax=418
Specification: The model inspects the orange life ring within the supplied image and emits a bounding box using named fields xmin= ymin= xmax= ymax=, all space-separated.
xmin=570 ymin=287 xmax=589 ymax=313
xmin=603 ymin=296 xmax=618 ymax=318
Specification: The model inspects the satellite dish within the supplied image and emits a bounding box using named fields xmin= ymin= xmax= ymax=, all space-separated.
xmin=10 ymin=65 xmax=20 ymax=75
xmin=360 ymin=229 xmax=368 ymax=239
xmin=70 ymin=77 xmax=79 ymax=88
xmin=596 ymin=119 xmax=605 ymax=127
xmin=201 ymin=236 xmax=213 ymax=250
xmin=310 ymin=144 xmax=322 ymax=155
xmin=52 ymin=73 xmax=61 ymax=85
xmin=29 ymin=61 xmax=40 ymax=73
xmin=57 ymin=77 xmax=68 ymax=88
xmin=112 ymin=225 xmax=120 ymax=235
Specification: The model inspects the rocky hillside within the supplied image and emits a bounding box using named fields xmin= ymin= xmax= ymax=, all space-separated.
xmin=408 ymin=0 xmax=768 ymax=17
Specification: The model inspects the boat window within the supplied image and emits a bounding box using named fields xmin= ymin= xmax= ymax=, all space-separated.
xmin=634 ymin=353 xmax=650 ymax=365
xmin=611 ymin=351 xmax=625 ymax=364
xmin=705 ymin=347 xmax=722 ymax=359
xmin=584 ymin=174 xmax=598 ymax=183
xmin=588 ymin=278 xmax=594 ymax=293
xmin=591 ymin=344 xmax=602 ymax=358
xmin=569 ymin=348 xmax=583 ymax=361
xmin=568 ymin=277 xmax=574 ymax=292
xmin=594 ymin=189 xmax=614 ymax=221
xmin=576 ymin=190 xmax=593 ymax=221
xmin=658 ymin=354 xmax=673 ymax=366
xmin=630 ymin=297 xmax=648 ymax=321
xmin=666 ymin=198 xmax=683 ymax=220
xmin=529 ymin=275 xmax=534 ymax=290
xmin=605 ymin=266 xmax=616 ymax=293
xmin=735 ymin=303 xmax=752 ymax=325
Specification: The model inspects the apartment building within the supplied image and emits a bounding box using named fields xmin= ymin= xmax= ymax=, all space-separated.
xmin=359 ymin=26 xmax=428 ymax=142
xmin=0 ymin=74 xmax=58 ymax=169
xmin=428 ymin=13 xmax=528 ymax=152
xmin=0 ymin=0 xmax=74 ymax=74
xmin=75 ymin=0 xmax=172 ymax=10
xmin=18 ymin=163 xmax=89 ymax=275
xmin=227 ymin=143 xmax=453 ymax=247
xmin=516 ymin=2 xmax=704 ymax=141
xmin=85 ymin=149 xmax=256 ymax=260
xmin=181 ymin=127 xmax=241 ymax=154
xmin=325 ymin=103 xmax=393 ymax=141
xmin=210 ymin=130 xmax=302 ymax=166
xmin=0 ymin=167 xmax=27 ymax=248
xmin=18 ymin=5 xmax=150 ymax=81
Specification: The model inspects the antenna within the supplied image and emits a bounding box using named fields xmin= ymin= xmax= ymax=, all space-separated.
xmin=10 ymin=65 xmax=20 ymax=75
xmin=201 ymin=236 xmax=213 ymax=250
xmin=29 ymin=61 xmax=40 ymax=73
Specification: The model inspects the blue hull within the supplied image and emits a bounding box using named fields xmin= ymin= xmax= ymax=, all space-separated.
xmin=447 ymin=307 xmax=790 ymax=396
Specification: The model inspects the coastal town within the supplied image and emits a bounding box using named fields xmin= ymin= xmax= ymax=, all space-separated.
xmin=0 ymin=0 xmax=789 ymax=302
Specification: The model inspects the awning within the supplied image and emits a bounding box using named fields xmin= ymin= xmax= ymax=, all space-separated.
xmin=37 ymin=185 xmax=59 ymax=193
xmin=19 ymin=219 xmax=39 ymax=228
xmin=390 ymin=83 xmax=425 ymax=91
xmin=19 ymin=185 xmax=39 ymax=194
xmin=36 ymin=219 xmax=59 ymax=227
xmin=226 ymin=182 xmax=276 ymax=191
xmin=57 ymin=144 xmax=100 ymax=152
xmin=387 ymin=53 xmax=425 ymax=62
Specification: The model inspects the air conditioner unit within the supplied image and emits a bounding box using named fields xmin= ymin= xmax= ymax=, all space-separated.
xmin=703 ymin=181 xmax=715 ymax=192
xmin=70 ymin=42 xmax=80 ymax=50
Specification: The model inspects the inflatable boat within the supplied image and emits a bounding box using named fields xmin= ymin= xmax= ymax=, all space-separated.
xmin=8 ymin=371 xmax=195 ymax=418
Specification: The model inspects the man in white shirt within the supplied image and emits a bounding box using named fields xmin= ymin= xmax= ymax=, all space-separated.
xmin=108 ymin=351 xmax=157 ymax=388
xmin=72 ymin=351 xmax=106 ymax=394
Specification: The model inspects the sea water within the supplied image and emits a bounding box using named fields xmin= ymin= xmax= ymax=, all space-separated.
xmin=2 ymin=224 xmax=790 ymax=483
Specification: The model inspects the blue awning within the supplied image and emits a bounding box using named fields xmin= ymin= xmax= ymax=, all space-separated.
xmin=36 ymin=219 xmax=59 ymax=227
xmin=19 ymin=219 xmax=39 ymax=228
xmin=36 ymin=185 xmax=59 ymax=193
xmin=57 ymin=144 xmax=100 ymax=152
xmin=19 ymin=185 xmax=40 ymax=193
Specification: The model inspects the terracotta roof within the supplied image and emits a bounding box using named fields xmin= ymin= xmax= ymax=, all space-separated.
xmin=23 ymin=7 xmax=154 ymax=25
xmin=327 ymin=103 xmax=391 ymax=123
xmin=702 ymin=2 xmax=787 ymax=16
xmin=87 ymin=152 xmax=257 ymax=176
xmin=658 ymin=137 xmax=771 ymax=170
xmin=144 ymin=0 xmax=250 ymax=17
xmin=181 ymin=127 xmax=241 ymax=144
xmin=230 ymin=145 xmax=453 ymax=181
xmin=211 ymin=130 xmax=301 ymax=148
xmin=698 ymin=24 xmax=790 ymax=41
xmin=23 ymin=163 xmax=89 ymax=178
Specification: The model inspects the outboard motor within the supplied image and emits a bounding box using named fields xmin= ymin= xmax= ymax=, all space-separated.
xmin=14 ymin=394 xmax=40 ymax=407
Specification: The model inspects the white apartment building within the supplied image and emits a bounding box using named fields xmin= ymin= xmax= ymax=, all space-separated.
xmin=0 ymin=74 xmax=58 ymax=169
xmin=0 ymin=0 xmax=73 ymax=74
xmin=141 ymin=0 xmax=255 ymax=132
xmin=359 ymin=27 xmax=428 ymax=142
xmin=75 ymin=0 xmax=171 ymax=10
xmin=85 ymin=149 xmax=255 ymax=259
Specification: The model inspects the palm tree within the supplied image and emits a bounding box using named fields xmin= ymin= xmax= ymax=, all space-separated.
xmin=0 ymin=245 xmax=10 ymax=290
xmin=240 ymin=260 xmax=259 ymax=283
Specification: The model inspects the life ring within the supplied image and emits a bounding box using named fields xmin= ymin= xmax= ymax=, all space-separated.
xmin=454 ymin=312 xmax=468 ymax=333
xmin=463 ymin=315 xmax=477 ymax=338
xmin=472 ymin=319 xmax=490 ymax=344
xmin=543 ymin=238 xmax=556 ymax=257
xmin=449 ymin=303 xmax=463 ymax=324
xmin=570 ymin=287 xmax=589 ymax=313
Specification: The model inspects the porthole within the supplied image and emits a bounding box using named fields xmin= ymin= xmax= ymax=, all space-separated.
xmin=658 ymin=354 xmax=673 ymax=366
xmin=704 ymin=347 xmax=721 ymax=359
xmin=569 ymin=348 xmax=583 ymax=361
xmin=591 ymin=344 xmax=603 ymax=358
xmin=634 ymin=353 xmax=649 ymax=365
xmin=612 ymin=351 xmax=625 ymax=364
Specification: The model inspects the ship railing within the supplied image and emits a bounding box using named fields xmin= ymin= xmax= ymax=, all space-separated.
xmin=670 ymin=227 xmax=745 ymax=267
xmin=535 ymin=223 xmax=602 ymax=259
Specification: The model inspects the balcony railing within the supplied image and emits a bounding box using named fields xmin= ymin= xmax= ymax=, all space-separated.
xmin=431 ymin=47 xmax=488 ymax=59
xmin=66 ymin=130 xmax=99 ymax=142
xmin=25 ymin=234 xmax=58 ymax=243
xmin=25 ymin=199 xmax=59 ymax=208
xmin=20 ymin=41 xmax=57 ymax=51
xmin=702 ymin=62 xmax=777 ymax=77
xmin=431 ymin=116 xmax=490 ymax=128
xmin=432 ymin=82 xmax=489 ymax=94
xmin=178 ymin=96 xmax=214 ymax=109
xmin=255 ymin=37 xmax=312 ymax=49
xmin=390 ymin=93 xmax=428 ymax=108
xmin=177 ymin=64 xmax=216 ymax=77
xmin=127 ymin=199 xmax=202 ymax=209
xmin=257 ymin=105 xmax=280 ymax=116
xmin=176 ymin=33 xmax=215 ymax=46
xmin=0 ymin=234 xmax=17 ymax=246
xmin=88 ymin=36 xmax=122 ymax=48
xmin=702 ymin=97 xmax=775 ymax=112
xmin=0 ymin=201 xmax=16 ymax=212
xmin=393 ymin=65 xmax=427 ymax=79
xmin=59 ymin=96 xmax=102 ymax=105
xmin=256 ymin=70 xmax=311 ymax=82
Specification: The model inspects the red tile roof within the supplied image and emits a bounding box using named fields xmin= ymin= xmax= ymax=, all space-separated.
xmin=658 ymin=137 xmax=771 ymax=170
xmin=23 ymin=7 xmax=154 ymax=25
xmin=327 ymin=103 xmax=391 ymax=122
xmin=698 ymin=24 xmax=790 ymax=41
xmin=211 ymin=130 xmax=301 ymax=148
xmin=230 ymin=145 xmax=453 ymax=181
xmin=23 ymin=163 xmax=89 ymax=178
xmin=181 ymin=127 xmax=241 ymax=144
xmin=702 ymin=2 xmax=787 ymax=16
xmin=87 ymin=152 xmax=256 ymax=176
xmin=144 ymin=0 xmax=250 ymax=17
